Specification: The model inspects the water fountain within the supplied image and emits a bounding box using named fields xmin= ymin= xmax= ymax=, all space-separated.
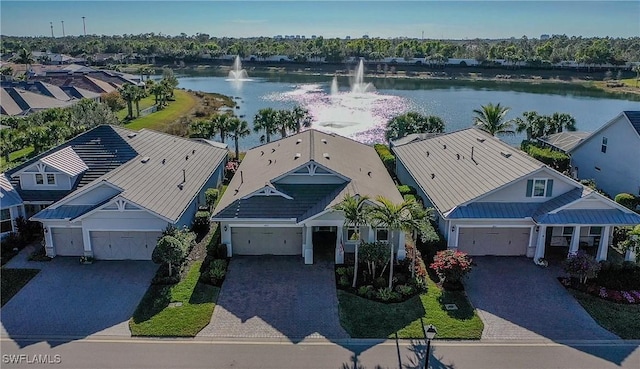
xmin=227 ymin=55 xmax=250 ymax=81
xmin=330 ymin=75 xmax=339 ymax=96
xmin=350 ymin=59 xmax=375 ymax=94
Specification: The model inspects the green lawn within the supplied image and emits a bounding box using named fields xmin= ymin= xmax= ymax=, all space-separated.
xmin=124 ymin=89 xmax=197 ymax=132
xmin=570 ymin=289 xmax=640 ymax=339
xmin=1 ymin=146 xmax=35 ymax=171
xmin=338 ymin=277 xmax=483 ymax=339
xmin=117 ymin=94 xmax=157 ymax=120
xmin=129 ymin=261 xmax=218 ymax=336
xmin=1 ymin=269 xmax=40 ymax=307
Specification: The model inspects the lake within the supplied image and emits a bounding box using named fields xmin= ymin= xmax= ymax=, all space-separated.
xmin=176 ymin=71 xmax=640 ymax=151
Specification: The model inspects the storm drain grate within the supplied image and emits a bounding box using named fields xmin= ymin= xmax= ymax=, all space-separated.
xmin=444 ymin=304 xmax=458 ymax=311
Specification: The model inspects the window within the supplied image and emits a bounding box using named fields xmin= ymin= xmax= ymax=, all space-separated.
xmin=347 ymin=227 xmax=359 ymax=242
xmin=526 ymin=179 xmax=553 ymax=198
xmin=533 ymin=179 xmax=547 ymax=197
xmin=376 ymin=228 xmax=389 ymax=242
xmin=563 ymin=227 xmax=574 ymax=236
xmin=1 ymin=209 xmax=12 ymax=233
xmin=601 ymin=137 xmax=607 ymax=153
xmin=589 ymin=227 xmax=602 ymax=236
xmin=35 ymin=173 xmax=55 ymax=185
xmin=46 ymin=174 xmax=55 ymax=185
xmin=35 ymin=173 xmax=44 ymax=185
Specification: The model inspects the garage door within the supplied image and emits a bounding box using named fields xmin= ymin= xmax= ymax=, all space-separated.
xmin=458 ymin=227 xmax=529 ymax=256
xmin=90 ymin=231 xmax=162 ymax=260
xmin=232 ymin=227 xmax=302 ymax=255
xmin=52 ymin=228 xmax=84 ymax=256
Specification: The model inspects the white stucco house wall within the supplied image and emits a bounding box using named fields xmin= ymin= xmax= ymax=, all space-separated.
xmin=4 ymin=125 xmax=228 ymax=260
xmin=392 ymin=128 xmax=640 ymax=262
xmin=569 ymin=111 xmax=640 ymax=198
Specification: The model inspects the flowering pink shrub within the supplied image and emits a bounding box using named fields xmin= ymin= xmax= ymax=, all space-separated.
xmin=563 ymin=250 xmax=601 ymax=284
xmin=429 ymin=250 xmax=472 ymax=284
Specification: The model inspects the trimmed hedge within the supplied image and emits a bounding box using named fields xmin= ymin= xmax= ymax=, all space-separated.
xmin=374 ymin=143 xmax=396 ymax=174
xmin=397 ymin=184 xmax=417 ymax=195
xmin=521 ymin=142 xmax=570 ymax=172
xmin=615 ymin=193 xmax=639 ymax=211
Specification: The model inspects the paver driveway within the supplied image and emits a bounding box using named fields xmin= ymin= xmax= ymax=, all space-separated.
xmin=198 ymin=256 xmax=349 ymax=340
xmin=1 ymin=256 xmax=157 ymax=339
xmin=465 ymin=257 xmax=619 ymax=341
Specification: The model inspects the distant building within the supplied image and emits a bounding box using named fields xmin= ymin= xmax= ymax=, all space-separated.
xmin=362 ymin=35 xmax=370 ymax=39
xmin=540 ymin=34 xmax=550 ymax=40
xmin=311 ymin=35 xmax=317 ymax=39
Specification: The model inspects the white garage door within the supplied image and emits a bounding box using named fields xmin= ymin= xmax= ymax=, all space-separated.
xmin=90 ymin=231 xmax=162 ymax=260
xmin=458 ymin=227 xmax=529 ymax=256
xmin=232 ymin=227 xmax=302 ymax=255
xmin=52 ymin=228 xmax=84 ymax=256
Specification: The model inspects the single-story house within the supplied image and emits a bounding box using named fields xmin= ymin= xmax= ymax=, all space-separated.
xmin=3 ymin=125 xmax=228 ymax=259
xmin=569 ymin=111 xmax=640 ymax=198
xmin=212 ymin=129 xmax=405 ymax=264
xmin=392 ymin=127 xmax=640 ymax=262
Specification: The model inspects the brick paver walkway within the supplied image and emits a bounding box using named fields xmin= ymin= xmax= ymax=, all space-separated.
xmin=464 ymin=257 xmax=619 ymax=341
xmin=197 ymin=256 xmax=349 ymax=340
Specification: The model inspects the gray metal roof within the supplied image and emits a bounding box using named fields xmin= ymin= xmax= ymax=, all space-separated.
xmin=624 ymin=111 xmax=640 ymax=136
xmin=392 ymin=128 xmax=544 ymax=215
xmin=214 ymin=129 xmax=403 ymax=220
xmin=537 ymin=131 xmax=591 ymax=153
xmin=0 ymin=174 xmax=22 ymax=208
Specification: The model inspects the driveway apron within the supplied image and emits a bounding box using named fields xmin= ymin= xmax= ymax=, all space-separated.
xmin=198 ymin=256 xmax=349 ymax=340
xmin=1 ymin=257 xmax=157 ymax=338
xmin=464 ymin=257 xmax=619 ymax=341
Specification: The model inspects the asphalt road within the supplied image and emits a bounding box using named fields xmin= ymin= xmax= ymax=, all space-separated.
xmin=1 ymin=337 xmax=639 ymax=369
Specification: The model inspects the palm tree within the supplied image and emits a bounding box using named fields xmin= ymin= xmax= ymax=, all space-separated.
xmin=633 ymin=65 xmax=640 ymax=88
xmin=150 ymin=82 xmax=164 ymax=105
xmin=189 ymin=119 xmax=215 ymax=139
xmin=515 ymin=111 xmax=545 ymax=140
xmin=228 ymin=117 xmax=251 ymax=160
xmin=118 ymin=84 xmax=137 ymax=119
xmin=289 ymin=106 xmax=313 ymax=133
xmin=210 ymin=113 xmax=233 ymax=143
xmin=16 ymin=48 xmax=34 ymax=80
xmin=473 ymin=103 xmax=516 ymax=136
xmin=253 ymin=108 xmax=279 ymax=143
xmin=334 ymin=194 xmax=370 ymax=288
xmin=367 ymin=196 xmax=425 ymax=289
xmin=132 ymin=85 xmax=146 ymax=117
xmin=385 ymin=112 xmax=445 ymax=142
xmin=547 ymin=112 xmax=576 ymax=134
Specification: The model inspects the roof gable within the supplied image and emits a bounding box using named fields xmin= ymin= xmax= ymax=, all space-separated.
xmin=570 ymin=111 xmax=640 ymax=152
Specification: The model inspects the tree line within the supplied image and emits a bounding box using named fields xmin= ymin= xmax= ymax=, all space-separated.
xmin=2 ymin=34 xmax=639 ymax=66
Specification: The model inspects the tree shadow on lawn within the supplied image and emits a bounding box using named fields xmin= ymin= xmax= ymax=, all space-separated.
xmin=438 ymin=290 xmax=475 ymax=320
xmin=130 ymin=285 xmax=172 ymax=324
xmin=338 ymin=291 xmax=426 ymax=338
xmin=188 ymin=282 xmax=219 ymax=305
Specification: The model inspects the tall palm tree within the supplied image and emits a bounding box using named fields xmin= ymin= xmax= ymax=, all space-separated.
xmin=367 ymin=196 xmax=425 ymax=289
xmin=253 ymin=108 xmax=279 ymax=143
xmin=473 ymin=103 xmax=516 ymax=136
xmin=515 ymin=111 xmax=545 ymax=140
xmin=547 ymin=112 xmax=576 ymax=134
xmin=132 ymin=85 xmax=146 ymax=117
xmin=118 ymin=84 xmax=137 ymax=119
xmin=289 ymin=106 xmax=313 ymax=133
xmin=334 ymin=194 xmax=370 ymax=288
xmin=210 ymin=113 xmax=233 ymax=143
xmin=228 ymin=117 xmax=251 ymax=160
xmin=16 ymin=48 xmax=34 ymax=80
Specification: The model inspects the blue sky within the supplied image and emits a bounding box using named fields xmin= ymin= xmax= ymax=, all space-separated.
xmin=1 ymin=1 xmax=639 ymax=39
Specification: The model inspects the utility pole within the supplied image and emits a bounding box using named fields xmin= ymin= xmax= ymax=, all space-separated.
xmin=50 ymin=22 xmax=54 ymax=37
xmin=61 ymin=20 xmax=65 ymax=37
xmin=82 ymin=16 xmax=86 ymax=36
xmin=422 ymin=30 xmax=424 ymax=40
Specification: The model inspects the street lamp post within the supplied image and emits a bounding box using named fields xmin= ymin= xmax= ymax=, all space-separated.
xmin=423 ymin=324 xmax=437 ymax=369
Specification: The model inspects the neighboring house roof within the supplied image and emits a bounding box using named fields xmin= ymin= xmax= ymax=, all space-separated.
xmin=392 ymin=128 xmax=544 ymax=215
xmin=60 ymin=85 xmax=101 ymax=100
xmin=0 ymin=88 xmax=24 ymax=116
xmin=213 ymin=129 xmax=403 ymax=222
xmin=0 ymin=174 xmax=22 ymax=208
xmin=84 ymin=76 xmax=118 ymax=93
xmin=569 ymin=111 xmax=640 ymax=152
xmin=1 ymin=87 xmax=75 ymax=116
xmin=192 ymin=138 xmax=229 ymax=150
xmin=40 ymin=146 xmax=89 ymax=176
xmin=390 ymin=132 xmax=442 ymax=147
xmin=537 ymin=131 xmax=591 ymax=153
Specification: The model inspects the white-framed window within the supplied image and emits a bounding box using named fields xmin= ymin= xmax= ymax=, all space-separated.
xmin=563 ymin=226 xmax=574 ymax=236
xmin=375 ymin=228 xmax=389 ymax=242
xmin=347 ymin=227 xmax=360 ymax=242
xmin=35 ymin=173 xmax=55 ymax=185
xmin=533 ymin=179 xmax=547 ymax=197
xmin=46 ymin=173 xmax=55 ymax=185
xmin=35 ymin=173 xmax=44 ymax=185
xmin=1 ymin=208 xmax=12 ymax=233
xmin=601 ymin=137 xmax=607 ymax=153
xmin=589 ymin=226 xmax=602 ymax=236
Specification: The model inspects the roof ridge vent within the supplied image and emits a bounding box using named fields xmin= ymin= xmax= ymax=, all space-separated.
xmin=323 ymin=153 xmax=330 ymax=159
xmin=500 ymin=151 xmax=512 ymax=158
xmin=268 ymin=159 xmax=272 ymax=165
xmin=261 ymin=150 xmax=264 ymax=156
xmin=127 ymin=133 xmax=137 ymax=138
xmin=431 ymin=173 xmax=435 ymax=179
xmin=296 ymin=139 xmax=302 ymax=144
xmin=321 ymin=138 xmax=327 ymax=144
xmin=294 ymin=153 xmax=301 ymax=159
xmin=141 ymin=156 xmax=150 ymax=163
xmin=426 ymin=151 xmax=430 ymax=157
xmin=456 ymin=153 xmax=460 ymax=160
xmin=443 ymin=144 xmax=446 ymax=149
xmin=271 ymin=148 xmax=276 ymax=153
xmin=477 ymin=137 xmax=486 ymax=143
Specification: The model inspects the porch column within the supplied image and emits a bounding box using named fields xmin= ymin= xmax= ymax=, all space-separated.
xmin=596 ymin=226 xmax=611 ymax=261
xmin=396 ymin=231 xmax=406 ymax=260
xmin=221 ymin=223 xmax=232 ymax=257
xmin=304 ymin=225 xmax=313 ymax=265
xmin=367 ymin=225 xmax=375 ymax=242
xmin=44 ymin=226 xmax=55 ymax=257
xmin=81 ymin=228 xmax=93 ymax=258
xmin=568 ymin=226 xmax=581 ymax=256
xmin=335 ymin=225 xmax=344 ymax=264
xmin=534 ymin=225 xmax=547 ymax=261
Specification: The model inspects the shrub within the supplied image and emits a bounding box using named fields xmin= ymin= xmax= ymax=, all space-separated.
xmin=374 ymin=143 xmax=396 ymax=174
xmin=215 ymin=244 xmax=228 ymax=259
xmin=1 ymin=232 xmax=25 ymax=254
xmin=375 ymin=287 xmax=400 ymax=302
xmin=205 ymin=188 xmax=219 ymax=209
xmin=357 ymin=285 xmax=374 ymax=298
xmin=563 ymin=250 xmax=601 ymax=284
xmin=373 ymin=276 xmax=387 ymax=289
xmin=338 ymin=275 xmax=350 ymax=288
xmin=523 ymin=144 xmax=570 ymax=172
xmin=359 ymin=241 xmax=391 ymax=279
xmin=15 ymin=216 xmax=44 ymax=244
xmin=430 ymin=249 xmax=473 ymax=285
xmin=192 ymin=211 xmax=210 ymax=232
xmin=151 ymin=235 xmax=186 ymax=277
xmin=596 ymin=261 xmax=640 ymax=290
xmin=615 ymin=193 xmax=638 ymax=210
xmin=396 ymin=185 xmax=416 ymax=195
xmin=410 ymin=276 xmax=428 ymax=292
xmin=403 ymin=194 xmax=417 ymax=203
xmin=205 ymin=259 xmax=228 ymax=285
xmin=395 ymin=284 xmax=415 ymax=296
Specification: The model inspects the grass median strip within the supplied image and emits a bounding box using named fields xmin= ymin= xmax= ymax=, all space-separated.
xmin=338 ymin=276 xmax=483 ymax=339
xmin=570 ymin=289 xmax=640 ymax=339
xmin=1 ymin=269 xmax=40 ymax=307
xmin=125 ymin=89 xmax=197 ymax=132
xmin=129 ymin=261 xmax=219 ymax=337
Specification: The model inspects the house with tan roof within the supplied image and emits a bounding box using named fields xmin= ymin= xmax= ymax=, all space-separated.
xmin=392 ymin=127 xmax=640 ymax=262
xmin=212 ymin=129 xmax=405 ymax=264
xmin=3 ymin=125 xmax=228 ymax=260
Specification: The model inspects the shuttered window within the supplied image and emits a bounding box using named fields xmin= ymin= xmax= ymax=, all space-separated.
xmin=526 ymin=178 xmax=553 ymax=197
